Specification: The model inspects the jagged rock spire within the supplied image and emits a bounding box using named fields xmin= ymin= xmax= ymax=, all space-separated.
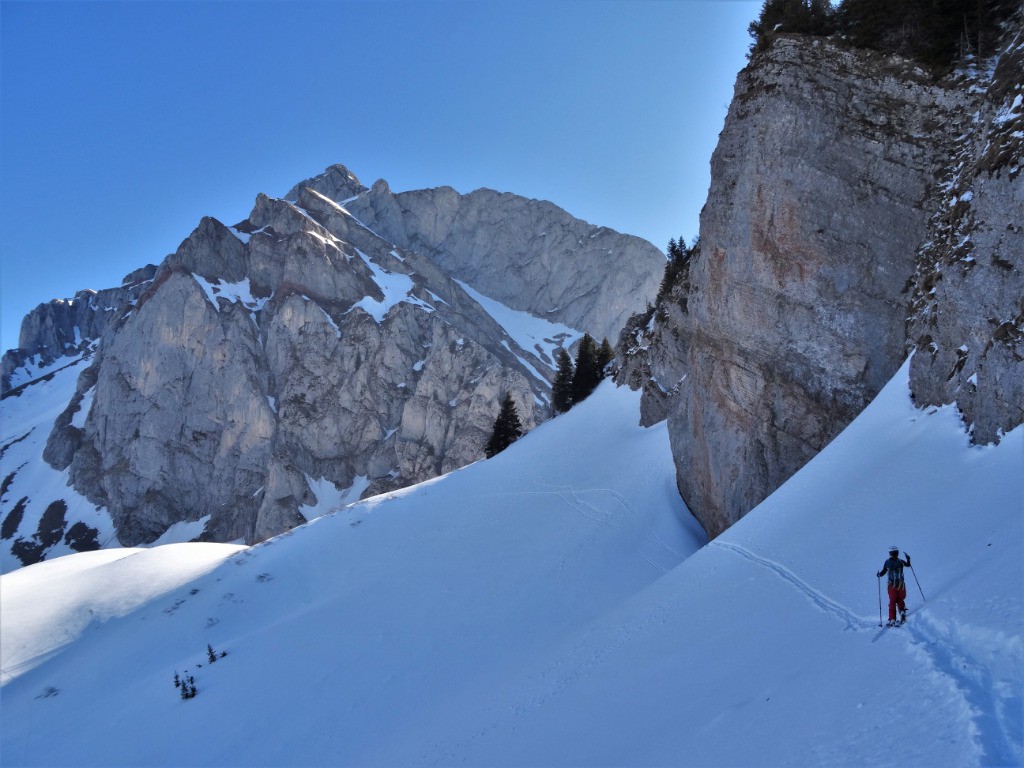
xmin=284 ymin=163 xmax=368 ymax=203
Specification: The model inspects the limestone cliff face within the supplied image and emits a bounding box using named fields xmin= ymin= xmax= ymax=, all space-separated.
xmin=21 ymin=165 xmax=660 ymax=547
xmin=620 ymin=33 xmax=1022 ymax=539
xmin=344 ymin=180 xmax=662 ymax=343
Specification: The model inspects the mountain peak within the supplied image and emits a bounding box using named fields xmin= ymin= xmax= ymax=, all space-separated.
xmin=284 ymin=163 xmax=368 ymax=203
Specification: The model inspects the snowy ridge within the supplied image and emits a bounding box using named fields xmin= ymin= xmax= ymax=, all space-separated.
xmin=1 ymin=361 xmax=1021 ymax=766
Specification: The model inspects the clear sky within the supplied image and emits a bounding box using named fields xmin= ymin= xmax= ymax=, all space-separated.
xmin=0 ymin=0 xmax=760 ymax=353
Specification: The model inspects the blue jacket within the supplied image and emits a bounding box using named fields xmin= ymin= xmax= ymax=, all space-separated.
xmin=878 ymin=554 xmax=911 ymax=587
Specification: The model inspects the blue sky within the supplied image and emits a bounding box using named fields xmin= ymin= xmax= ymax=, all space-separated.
xmin=1 ymin=0 xmax=759 ymax=354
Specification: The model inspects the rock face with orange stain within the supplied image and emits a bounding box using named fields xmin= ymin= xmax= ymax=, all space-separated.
xmin=619 ymin=34 xmax=1009 ymax=538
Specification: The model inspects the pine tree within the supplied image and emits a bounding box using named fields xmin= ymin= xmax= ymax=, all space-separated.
xmin=571 ymin=334 xmax=602 ymax=404
xmin=485 ymin=393 xmax=524 ymax=458
xmin=552 ymin=348 xmax=575 ymax=414
xmin=835 ymin=0 xmax=1013 ymax=70
xmin=657 ymin=236 xmax=694 ymax=303
xmin=180 ymin=672 xmax=197 ymax=700
xmin=596 ymin=338 xmax=615 ymax=374
xmin=748 ymin=0 xmax=835 ymax=56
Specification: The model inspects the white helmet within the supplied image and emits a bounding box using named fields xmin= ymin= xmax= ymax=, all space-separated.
xmin=889 ymin=545 xmax=899 ymax=554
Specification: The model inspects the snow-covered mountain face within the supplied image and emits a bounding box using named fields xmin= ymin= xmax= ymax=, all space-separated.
xmin=1 ymin=372 xmax=1020 ymax=767
xmin=0 ymin=166 xmax=664 ymax=569
xmin=618 ymin=27 xmax=1024 ymax=539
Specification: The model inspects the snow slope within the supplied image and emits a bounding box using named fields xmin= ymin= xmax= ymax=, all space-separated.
xmin=0 ymin=354 xmax=120 ymax=573
xmin=1 ymin=364 xmax=1021 ymax=767
xmin=0 ymin=356 xmax=244 ymax=573
xmin=0 ymin=255 xmax=591 ymax=571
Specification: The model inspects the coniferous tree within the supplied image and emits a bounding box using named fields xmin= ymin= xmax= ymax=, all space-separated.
xmin=596 ymin=338 xmax=615 ymax=374
xmin=657 ymin=238 xmax=680 ymax=302
xmin=657 ymin=236 xmax=697 ymax=304
xmin=748 ymin=0 xmax=1012 ymax=71
xmin=748 ymin=0 xmax=834 ymax=56
xmin=180 ymin=673 xmax=197 ymax=700
xmin=837 ymin=0 xmax=1014 ymax=70
xmin=485 ymin=393 xmax=524 ymax=458
xmin=552 ymin=348 xmax=575 ymax=414
xmin=571 ymin=334 xmax=602 ymax=404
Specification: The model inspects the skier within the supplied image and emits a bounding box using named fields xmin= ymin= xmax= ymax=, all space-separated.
xmin=877 ymin=546 xmax=912 ymax=626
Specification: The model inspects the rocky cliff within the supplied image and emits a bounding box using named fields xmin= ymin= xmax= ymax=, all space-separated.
xmin=907 ymin=30 xmax=1024 ymax=442
xmin=620 ymin=29 xmax=1022 ymax=538
xmin=3 ymin=165 xmax=663 ymax=553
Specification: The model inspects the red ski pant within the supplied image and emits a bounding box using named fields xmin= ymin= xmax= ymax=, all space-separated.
xmin=888 ymin=584 xmax=907 ymax=621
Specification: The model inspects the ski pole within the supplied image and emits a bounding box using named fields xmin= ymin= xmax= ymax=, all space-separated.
xmin=909 ymin=563 xmax=925 ymax=602
xmin=877 ymin=576 xmax=883 ymax=627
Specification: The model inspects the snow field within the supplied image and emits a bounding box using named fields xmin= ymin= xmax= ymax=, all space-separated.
xmin=1 ymin=363 xmax=1021 ymax=767
xmin=1 ymin=382 xmax=704 ymax=766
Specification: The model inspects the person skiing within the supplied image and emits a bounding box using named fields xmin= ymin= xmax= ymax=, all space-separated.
xmin=877 ymin=546 xmax=911 ymax=626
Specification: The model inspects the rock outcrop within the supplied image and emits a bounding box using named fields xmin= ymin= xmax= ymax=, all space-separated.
xmin=907 ymin=29 xmax=1024 ymax=442
xmin=620 ymin=30 xmax=1022 ymax=539
xmin=16 ymin=165 xmax=662 ymax=547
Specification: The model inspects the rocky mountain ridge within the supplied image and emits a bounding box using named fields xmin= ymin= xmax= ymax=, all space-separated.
xmin=1 ymin=266 xmax=156 ymax=393
xmin=1 ymin=167 xmax=663 ymax=559
xmin=619 ymin=28 xmax=1023 ymax=538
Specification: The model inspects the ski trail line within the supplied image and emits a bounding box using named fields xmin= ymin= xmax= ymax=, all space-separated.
xmin=710 ymin=541 xmax=876 ymax=631
xmin=902 ymin=615 xmax=1023 ymax=766
xmin=530 ymin=483 xmax=682 ymax=573
xmin=600 ymin=486 xmax=692 ymax=559
xmin=555 ymin=487 xmax=670 ymax=573
xmin=538 ymin=482 xmax=691 ymax=558
xmin=712 ymin=542 xmax=1021 ymax=763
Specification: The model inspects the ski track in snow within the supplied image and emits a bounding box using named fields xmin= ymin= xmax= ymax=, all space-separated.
xmin=902 ymin=613 xmax=1023 ymax=766
xmin=710 ymin=541 xmax=874 ymax=631
xmin=711 ymin=539 xmax=1022 ymax=765
xmin=537 ymin=483 xmax=688 ymax=572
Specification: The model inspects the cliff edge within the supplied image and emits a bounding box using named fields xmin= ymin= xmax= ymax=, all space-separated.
xmin=620 ymin=29 xmax=1022 ymax=538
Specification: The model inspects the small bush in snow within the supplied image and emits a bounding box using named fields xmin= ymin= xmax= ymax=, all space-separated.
xmin=206 ymin=643 xmax=227 ymax=663
xmin=176 ymin=672 xmax=197 ymax=700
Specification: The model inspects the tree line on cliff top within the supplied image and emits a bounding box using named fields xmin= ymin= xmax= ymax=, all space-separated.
xmin=748 ymin=0 xmax=1018 ymax=70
